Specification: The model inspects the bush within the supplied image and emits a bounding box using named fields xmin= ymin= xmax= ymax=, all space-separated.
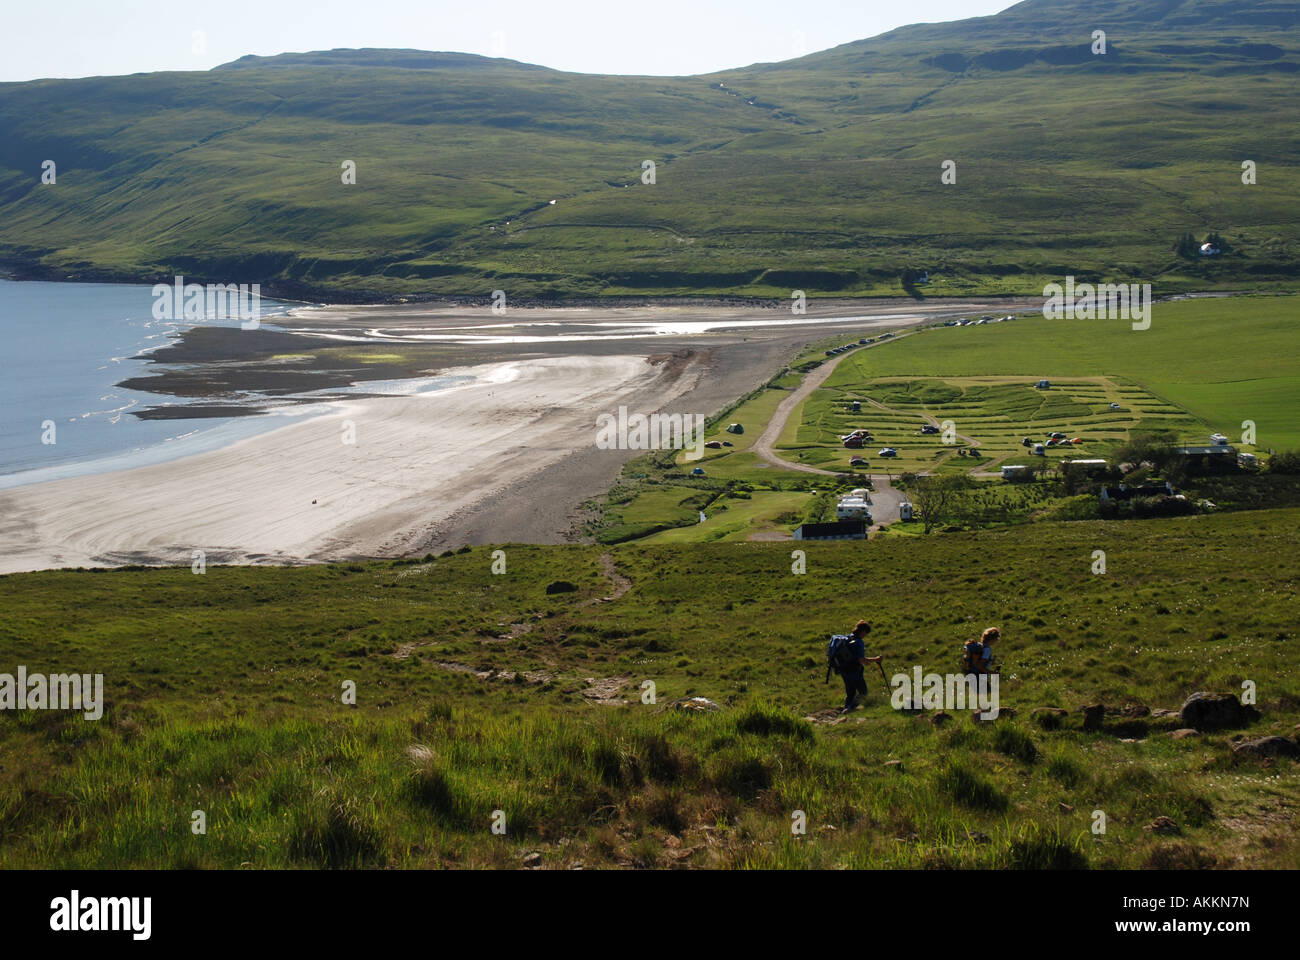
xmin=1268 ymin=450 xmax=1300 ymax=474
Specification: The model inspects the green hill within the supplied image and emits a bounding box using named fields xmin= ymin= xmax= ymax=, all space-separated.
xmin=1 ymin=0 xmax=1298 ymax=298
xmin=1 ymin=510 xmax=1297 ymax=869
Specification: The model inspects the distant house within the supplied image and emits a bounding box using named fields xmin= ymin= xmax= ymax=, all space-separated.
xmin=793 ymin=520 xmax=867 ymax=541
xmin=1062 ymin=458 xmax=1109 ymax=475
xmin=1100 ymin=482 xmax=1174 ymax=502
xmin=1175 ymin=445 xmax=1239 ymax=474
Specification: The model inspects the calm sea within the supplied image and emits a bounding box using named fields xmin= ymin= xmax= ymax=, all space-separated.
xmin=0 ymin=278 xmax=304 ymax=488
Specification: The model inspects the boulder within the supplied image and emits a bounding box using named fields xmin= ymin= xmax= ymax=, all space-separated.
xmin=672 ymin=697 xmax=721 ymax=713
xmin=1231 ymin=736 xmax=1300 ymax=760
xmin=1179 ymin=692 xmax=1260 ymax=731
xmin=1081 ymin=704 xmax=1105 ymax=731
xmin=545 ymin=580 xmax=577 ymax=595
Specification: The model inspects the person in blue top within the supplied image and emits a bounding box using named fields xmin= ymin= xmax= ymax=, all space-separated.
xmin=841 ymin=620 xmax=883 ymax=712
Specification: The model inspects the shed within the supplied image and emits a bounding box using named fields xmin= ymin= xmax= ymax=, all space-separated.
xmin=793 ymin=520 xmax=867 ymax=541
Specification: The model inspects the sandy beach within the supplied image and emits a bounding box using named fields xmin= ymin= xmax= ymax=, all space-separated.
xmin=0 ymin=353 xmax=703 ymax=573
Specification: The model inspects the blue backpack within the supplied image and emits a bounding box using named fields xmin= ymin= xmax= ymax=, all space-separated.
xmin=825 ymin=634 xmax=859 ymax=683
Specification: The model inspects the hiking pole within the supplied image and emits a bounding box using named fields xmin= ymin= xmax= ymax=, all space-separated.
xmin=871 ymin=657 xmax=890 ymax=697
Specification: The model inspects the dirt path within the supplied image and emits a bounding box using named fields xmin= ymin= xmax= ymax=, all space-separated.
xmin=752 ymin=334 xmax=916 ymax=476
xmin=750 ymin=337 xmax=922 ymax=529
xmin=392 ymin=552 xmax=630 ymax=664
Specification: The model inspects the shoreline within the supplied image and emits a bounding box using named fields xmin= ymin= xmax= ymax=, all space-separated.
xmin=0 ymin=354 xmax=703 ymax=574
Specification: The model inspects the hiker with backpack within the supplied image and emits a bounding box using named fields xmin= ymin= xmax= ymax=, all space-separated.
xmin=961 ymin=627 xmax=999 ymax=675
xmin=826 ymin=620 xmax=884 ymax=712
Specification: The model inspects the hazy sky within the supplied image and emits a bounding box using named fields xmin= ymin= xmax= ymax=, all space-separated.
xmin=1 ymin=0 xmax=1015 ymax=82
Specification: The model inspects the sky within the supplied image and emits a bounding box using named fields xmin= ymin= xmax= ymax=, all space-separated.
xmin=1 ymin=0 xmax=1015 ymax=82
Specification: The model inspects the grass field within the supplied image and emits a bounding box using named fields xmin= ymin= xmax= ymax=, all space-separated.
xmin=821 ymin=295 xmax=1300 ymax=449
xmin=1 ymin=509 xmax=1296 ymax=869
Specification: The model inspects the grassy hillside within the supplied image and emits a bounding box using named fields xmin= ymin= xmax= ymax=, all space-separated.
xmin=1 ymin=0 xmax=1298 ymax=298
xmin=1 ymin=509 xmax=1297 ymax=869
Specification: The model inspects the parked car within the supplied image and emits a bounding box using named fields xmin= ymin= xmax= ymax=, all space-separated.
xmin=843 ymin=436 xmax=864 ymax=449
xmin=878 ymin=448 xmax=898 ymax=457
xmin=704 ymin=440 xmax=722 ymax=449
xmin=920 ymin=424 xmax=940 ymax=435
xmin=849 ymin=457 xmax=868 ymax=467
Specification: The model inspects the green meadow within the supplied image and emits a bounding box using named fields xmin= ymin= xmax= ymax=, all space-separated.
xmin=1 ymin=510 xmax=1297 ymax=869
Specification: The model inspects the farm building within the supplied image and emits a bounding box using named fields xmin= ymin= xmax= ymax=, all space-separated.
xmin=1174 ymin=445 xmax=1239 ymax=474
xmin=1100 ymin=482 xmax=1174 ymax=502
xmin=1061 ymin=458 xmax=1109 ymax=475
xmin=793 ymin=520 xmax=867 ymax=541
